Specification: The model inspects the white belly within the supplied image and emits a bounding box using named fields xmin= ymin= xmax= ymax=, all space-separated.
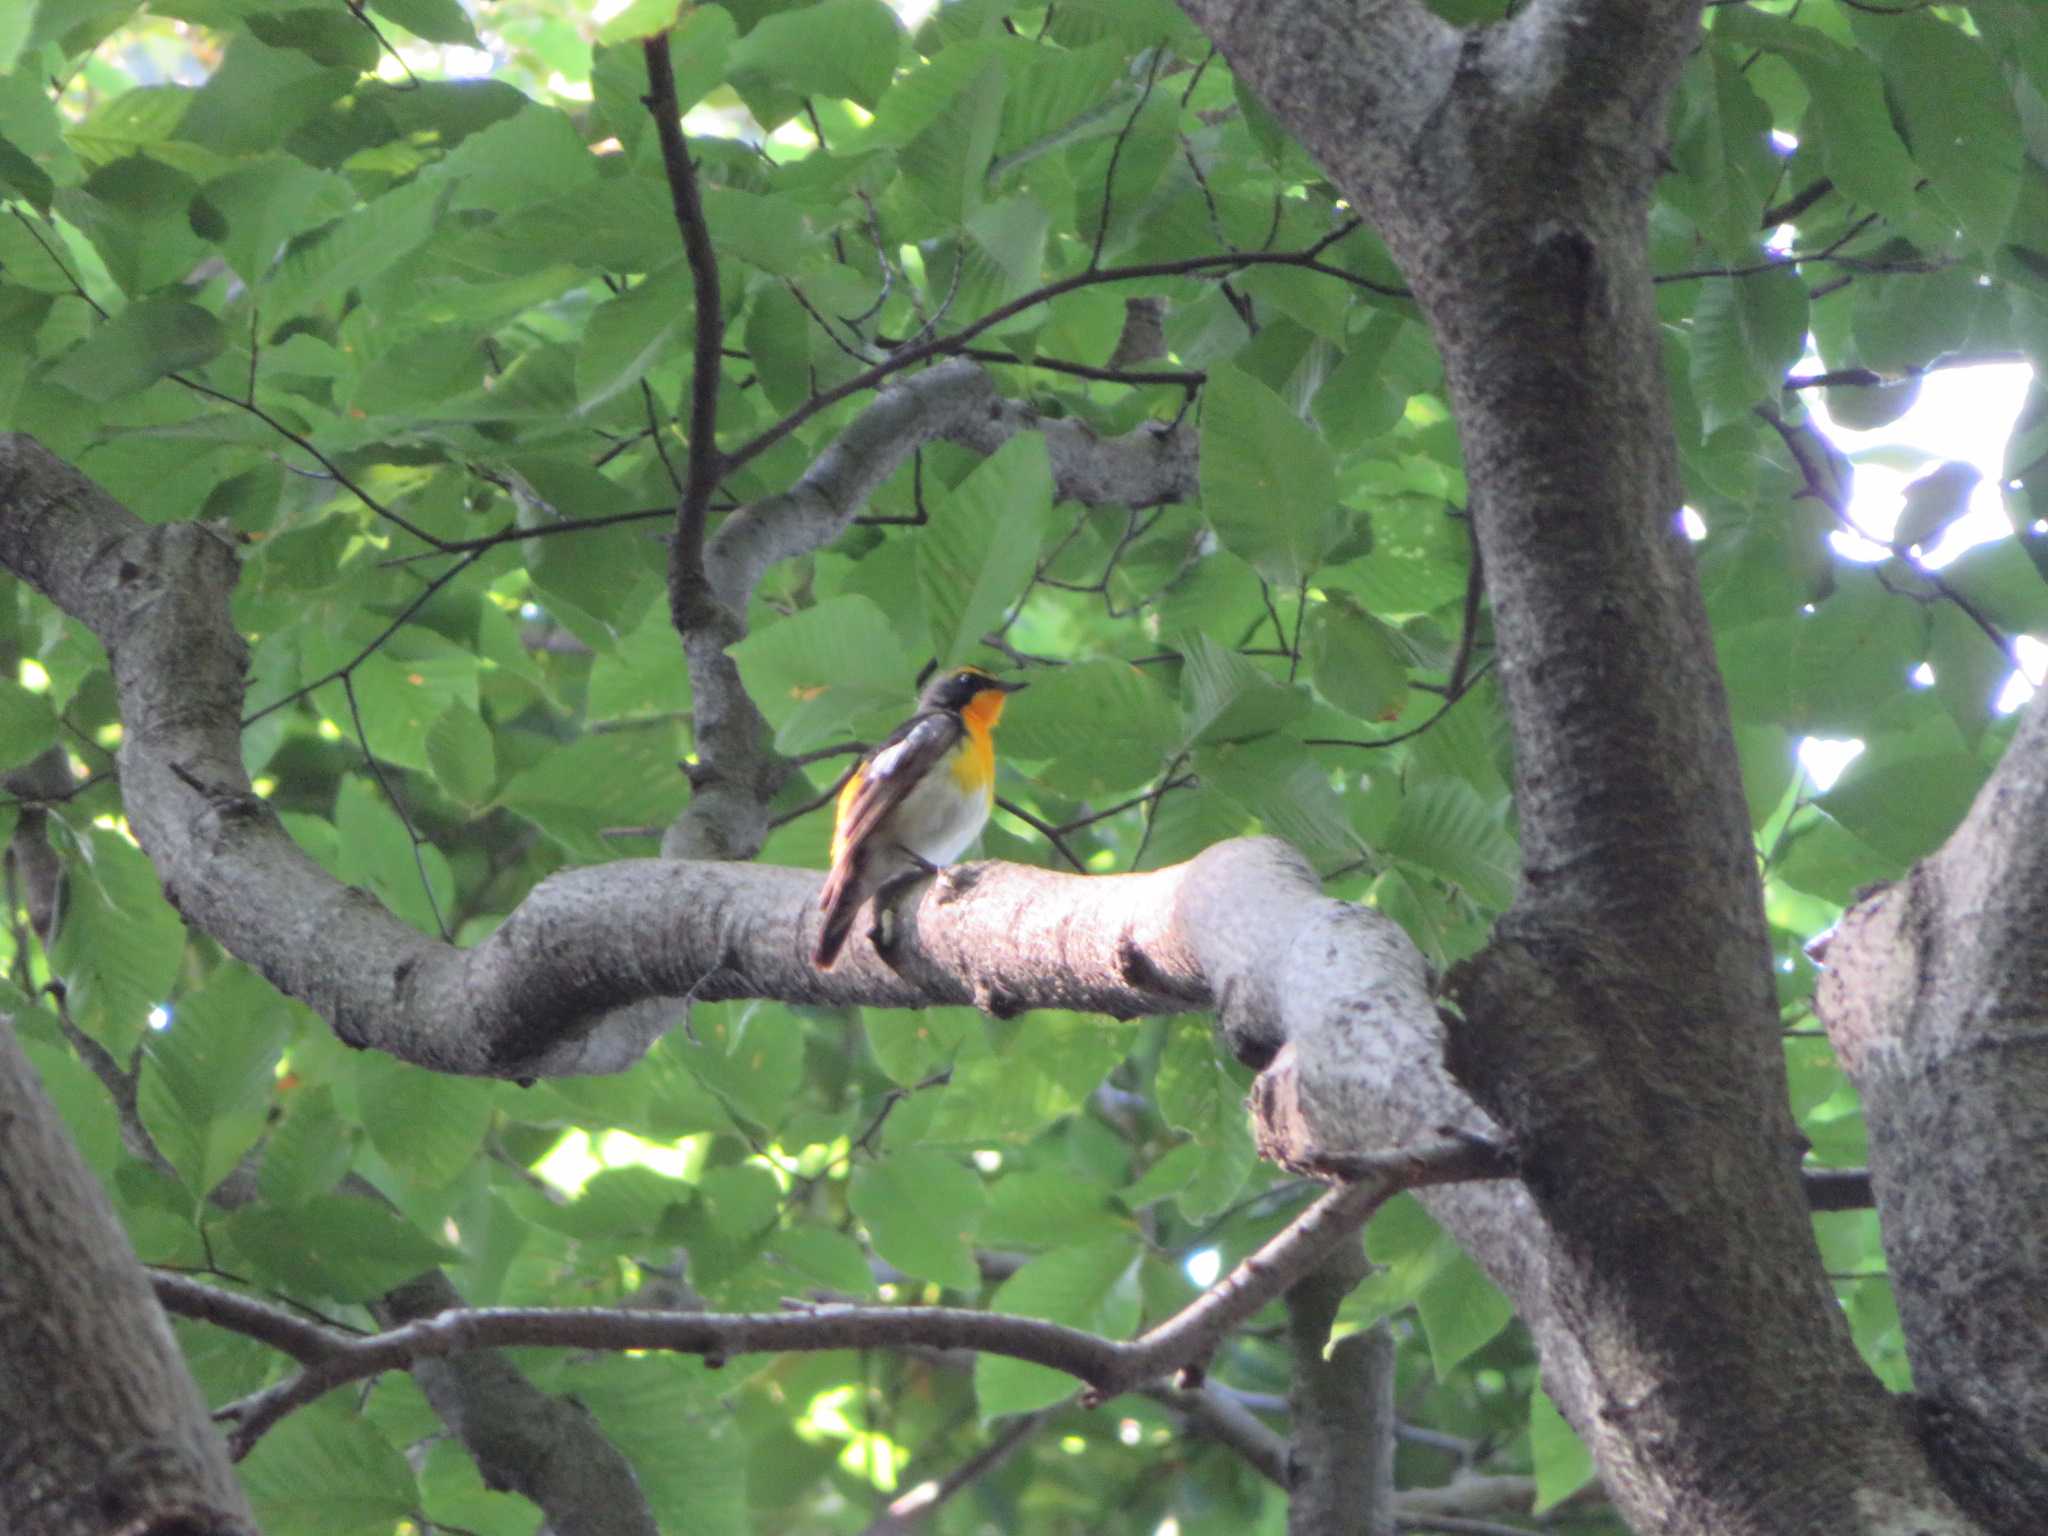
xmin=887 ymin=761 xmax=993 ymax=865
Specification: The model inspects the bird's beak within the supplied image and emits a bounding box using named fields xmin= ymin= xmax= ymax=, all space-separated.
xmin=999 ymin=679 xmax=1029 ymax=693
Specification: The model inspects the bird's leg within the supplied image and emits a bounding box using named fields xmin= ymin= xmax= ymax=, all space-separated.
xmin=867 ymin=848 xmax=942 ymax=964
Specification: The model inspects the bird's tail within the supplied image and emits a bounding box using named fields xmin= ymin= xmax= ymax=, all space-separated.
xmin=813 ymin=853 xmax=864 ymax=969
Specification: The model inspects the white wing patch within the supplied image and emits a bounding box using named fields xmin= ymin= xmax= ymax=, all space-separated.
xmin=866 ymin=736 xmax=917 ymax=780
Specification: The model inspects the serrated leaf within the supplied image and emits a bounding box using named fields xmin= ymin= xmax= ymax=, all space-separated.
xmin=768 ymin=1227 xmax=874 ymax=1295
xmin=1879 ymin=15 xmax=2022 ymax=258
xmin=920 ymin=433 xmax=1052 ymax=666
xmin=0 ymin=677 xmax=58 ymax=771
xmin=998 ymin=656 xmax=1179 ymax=797
xmin=728 ymin=0 xmax=902 ymax=109
xmin=575 ymin=260 xmax=694 ymax=416
xmin=137 ymin=968 xmax=287 ymax=1198
xmin=1892 ymin=462 xmax=1981 ymax=554
xmin=369 ymin=0 xmax=480 ymax=44
xmin=1177 ymin=631 xmax=1311 ymax=745
xmin=47 ymin=296 xmax=224 ymax=402
xmin=1530 ymin=1386 xmax=1598 ymax=1512
xmin=1196 ymin=736 xmax=1358 ymax=865
xmin=357 ymin=1053 xmax=496 ymax=1188
xmin=224 ymin=1195 xmax=459 ymax=1302
xmin=975 ymin=1238 xmax=1139 ymax=1415
xmin=1306 ymin=594 xmax=1409 ymax=722
xmin=1690 ymin=268 xmax=1807 ymax=435
xmin=426 ymin=701 xmax=496 ymax=805
xmin=50 ymin=826 xmax=186 ymax=1052
xmin=498 ymin=728 xmax=686 ymax=862
xmin=1380 ymin=778 xmax=1518 ymax=909
xmin=1415 ymin=1249 xmax=1513 ymax=1376
xmin=985 ymin=1169 xmax=1126 ymax=1248
xmin=261 ymin=1085 xmax=356 ymax=1205
xmin=851 ymin=1147 xmax=987 ymax=1291
xmin=727 ymin=594 xmax=915 ymax=753
xmin=242 ymin=1395 xmax=419 ymax=1536
xmin=1666 ymin=45 xmax=1775 ymax=261
xmin=1199 ymin=363 xmax=1338 ymax=585
xmin=863 ymin=1005 xmax=984 ymax=1087
xmin=596 ymin=0 xmax=681 ymax=45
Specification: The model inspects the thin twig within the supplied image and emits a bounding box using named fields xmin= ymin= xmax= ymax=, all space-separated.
xmin=642 ymin=34 xmax=729 ymax=630
xmin=340 ymin=672 xmax=450 ymax=940
xmin=1090 ymin=43 xmax=1170 ymax=270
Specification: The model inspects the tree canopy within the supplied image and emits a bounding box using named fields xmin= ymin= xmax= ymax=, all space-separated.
xmin=2 ymin=1 xmax=2045 ymax=1534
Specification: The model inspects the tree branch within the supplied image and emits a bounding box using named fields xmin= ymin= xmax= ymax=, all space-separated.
xmin=0 ymin=1019 xmax=256 ymax=1534
xmin=0 ymin=405 xmax=1205 ymax=1076
xmin=199 ymin=1136 xmax=1507 ymax=1455
xmin=1816 ymin=688 xmax=2048 ymax=1529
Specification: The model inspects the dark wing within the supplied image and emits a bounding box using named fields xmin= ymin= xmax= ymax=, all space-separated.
xmin=828 ymin=709 xmax=963 ymax=865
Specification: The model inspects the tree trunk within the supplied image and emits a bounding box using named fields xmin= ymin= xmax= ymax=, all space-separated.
xmin=0 ymin=1020 xmax=254 ymax=1536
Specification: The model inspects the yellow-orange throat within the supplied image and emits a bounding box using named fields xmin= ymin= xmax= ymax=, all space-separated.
xmin=953 ymin=688 xmax=1008 ymax=791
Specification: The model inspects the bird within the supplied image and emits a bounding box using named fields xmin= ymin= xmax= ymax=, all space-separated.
xmin=812 ymin=665 xmax=1027 ymax=969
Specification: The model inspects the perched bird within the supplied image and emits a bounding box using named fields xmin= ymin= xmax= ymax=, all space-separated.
xmin=813 ymin=665 xmax=1027 ymax=969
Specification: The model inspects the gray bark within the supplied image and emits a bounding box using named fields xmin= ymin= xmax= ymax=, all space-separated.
xmin=0 ymin=1018 xmax=254 ymax=1536
xmin=1180 ymin=0 xmax=2000 ymax=1531
xmin=1818 ymin=695 xmax=2048 ymax=1528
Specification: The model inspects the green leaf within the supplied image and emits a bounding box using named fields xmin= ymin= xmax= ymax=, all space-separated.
xmin=46 ymin=296 xmax=224 ymax=402
xmin=1689 ymin=268 xmax=1807 ymax=435
xmin=1177 ymin=631 xmax=1311 ymax=745
xmin=576 ymin=260 xmax=695 ymax=415
xmin=1665 ymin=45 xmax=1775 ymax=261
xmin=241 ymin=1395 xmax=419 ymax=1536
xmin=596 ymin=0 xmax=681 ymax=45
xmin=260 ymin=1085 xmax=356 ymax=1205
xmin=864 ymin=1006 xmax=984 ymax=1087
xmin=997 ymin=657 xmax=1179 ymax=798
xmin=1196 ymin=736 xmax=1358 ymax=865
xmin=674 ymin=1002 xmax=805 ymax=1130
xmin=851 ymin=1147 xmax=987 ymax=1290
xmin=919 ymin=432 xmax=1052 ymax=666
xmin=331 ymin=774 xmax=455 ymax=937
xmin=1415 ymin=1249 xmax=1513 ymax=1376
xmin=728 ymin=0 xmax=902 ymax=110
xmin=0 ymin=677 xmax=58 ymax=771
xmin=368 ymin=0 xmax=480 ymax=45
xmin=137 ymin=966 xmax=288 ymax=1198
xmin=768 ymin=1227 xmax=874 ymax=1295
xmin=223 ymin=1194 xmax=459 ymax=1302
xmin=728 ymin=594 xmax=915 ymax=753
xmin=1891 ymin=462 xmax=1981 ymax=555
xmin=1199 ymin=362 xmax=1338 ymax=585
xmin=1380 ymin=778 xmax=1519 ymax=909
xmin=1711 ymin=8 xmax=1916 ymax=225
xmin=1306 ymin=592 xmax=1409 ymax=723
xmin=975 ymin=1238 xmax=1139 ymax=1415
xmin=425 ymin=701 xmax=497 ymax=805
xmin=984 ymin=1169 xmax=1126 ymax=1249
xmin=1530 ymin=1386 xmax=1598 ymax=1512
xmin=50 ymin=826 xmax=186 ymax=1052
xmin=1877 ymin=15 xmax=2023 ymax=258
xmin=357 ymin=1053 xmax=496 ymax=1188
xmin=498 ymin=729 xmax=686 ymax=862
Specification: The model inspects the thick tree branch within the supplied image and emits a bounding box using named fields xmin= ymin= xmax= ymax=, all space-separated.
xmin=1285 ymin=1254 xmax=1394 ymax=1536
xmin=376 ymin=1270 xmax=661 ymax=1536
xmin=0 ymin=1020 xmax=255 ymax=1536
xmin=1182 ymin=2 xmax=1974 ymax=1530
xmin=1817 ymin=690 xmax=2048 ymax=1533
xmin=0 ymin=417 xmax=1205 ymax=1076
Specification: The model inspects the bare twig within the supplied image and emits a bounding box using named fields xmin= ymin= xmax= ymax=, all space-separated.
xmin=203 ymin=1135 xmax=1510 ymax=1456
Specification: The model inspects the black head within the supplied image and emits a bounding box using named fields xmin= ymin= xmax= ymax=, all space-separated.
xmin=920 ymin=665 xmax=1027 ymax=714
